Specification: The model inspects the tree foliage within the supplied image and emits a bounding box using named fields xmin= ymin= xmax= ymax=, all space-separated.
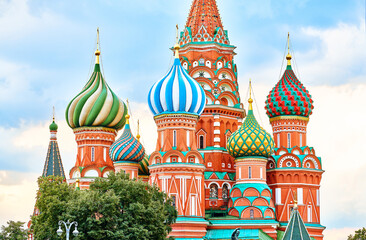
xmin=32 ymin=172 xmax=177 ymax=240
xmin=348 ymin=227 xmax=366 ymax=240
xmin=0 ymin=220 xmax=28 ymax=240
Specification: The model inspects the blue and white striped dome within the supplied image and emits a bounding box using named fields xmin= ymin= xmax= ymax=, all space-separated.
xmin=148 ymin=58 xmax=206 ymax=116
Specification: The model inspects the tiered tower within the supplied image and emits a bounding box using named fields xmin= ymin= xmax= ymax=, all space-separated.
xmin=265 ymin=35 xmax=325 ymax=239
xmin=147 ymin=39 xmax=208 ymax=239
xmin=28 ymin=114 xmax=66 ymax=240
xmin=225 ymin=83 xmax=277 ymax=238
xmin=66 ymin=29 xmax=128 ymax=189
xmin=178 ymin=0 xmax=245 ymax=211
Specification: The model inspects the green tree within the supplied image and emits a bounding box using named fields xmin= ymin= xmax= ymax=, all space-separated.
xmin=32 ymin=172 xmax=177 ymax=240
xmin=0 ymin=220 xmax=28 ymax=240
xmin=31 ymin=176 xmax=74 ymax=240
xmin=348 ymin=227 xmax=366 ymax=240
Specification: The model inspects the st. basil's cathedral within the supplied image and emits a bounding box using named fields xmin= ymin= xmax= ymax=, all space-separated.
xmin=29 ymin=0 xmax=325 ymax=239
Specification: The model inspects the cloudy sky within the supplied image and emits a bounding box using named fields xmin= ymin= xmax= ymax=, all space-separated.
xmin=0 ymin=0 xmax=365 ymax=239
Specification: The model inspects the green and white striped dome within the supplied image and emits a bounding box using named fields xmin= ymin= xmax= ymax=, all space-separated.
xmin=66 ymin=49 xmax=127 ymax=130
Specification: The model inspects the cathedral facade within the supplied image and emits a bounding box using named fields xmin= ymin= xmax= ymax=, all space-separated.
xmin=31 ymin=0 xmax=325 ymax=239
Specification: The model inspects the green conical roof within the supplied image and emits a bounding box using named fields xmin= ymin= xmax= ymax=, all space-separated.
xmin=42 ymin=121 xmax=65 ymax=177
xmin=283 ymin=206 xmax=311 ymax=240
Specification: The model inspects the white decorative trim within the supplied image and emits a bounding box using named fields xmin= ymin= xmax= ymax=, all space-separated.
xmin=302 ymin=156 xmax=319 ymax=169
xmin=279 ymin=155 xmax=299 ymax=168
xmin=214 ymin=130 xmax=220 ymax=134
xmin=214 ymin=122 xmax=220 ymax=127
xmin=214 ymin=137 xmax=220 ymax=142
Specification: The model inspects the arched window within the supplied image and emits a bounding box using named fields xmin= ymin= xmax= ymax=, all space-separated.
xmin=210 ymin=184 xmax=218 ymax=199
xmin=199 ymin=135 xmax=204 ymax=149
xmin=199 ymin=58 xmax=204 ymax=66
xmin=206 ymin=61 xmax=211 ymax=68
xmin=248 ymin=166 xmax=252 ymax=179
xmin=217 ymin=61 xmax=223 ymax=69
xmin=222 ymin=184 xmax=229 ymax=200
xmin=287 ymin=133 xmax=291 ymax=148
xmin=250 ymin=209 xmax=254 ymax=219
xmin=183 ymin=62 xmax=188 ymax=70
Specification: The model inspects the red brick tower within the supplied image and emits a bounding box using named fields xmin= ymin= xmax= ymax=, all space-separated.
xmin=178 ymin=0 xmax=245 ymax=212
xmin=265 ymin=35 xmax=325 ymax=239
xmin=148 ymin=38 xmax=208 ymax=239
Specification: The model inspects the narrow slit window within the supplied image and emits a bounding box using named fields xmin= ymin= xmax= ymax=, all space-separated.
xmin=173 ymin=130 xmax=177 ymax=147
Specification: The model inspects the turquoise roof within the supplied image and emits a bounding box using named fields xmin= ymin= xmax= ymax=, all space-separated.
xmin=282 ymin=208 xmax=311 ymax=240
xmin=230 ymin=183 xmax=273 ymax=197
xmin=204 ymin=172 xmax=236 ymax=181
xmin=42 ymin=134 xmax=65 ymax=178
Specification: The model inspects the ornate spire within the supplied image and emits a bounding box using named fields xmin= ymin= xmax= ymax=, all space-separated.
xmin=42 ymin=113 xmax=65 ymax=178
xmin=286 ymin=32 xmax=292 ymax=66
xmin=248 ymin=79 xmax=253 ymax=110
xmin=186 ymin=0 xmax=224 ymax=37
xmin=174 ymin=24 xmax=180 ymax=58
xmin=95 ymin=28 xmax=101 ymax=64
xmin=136 ymin=119 xmax=140 ymax=141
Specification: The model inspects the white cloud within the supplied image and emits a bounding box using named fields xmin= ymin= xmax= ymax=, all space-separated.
xmin=0 ymin=171 xmax=38 ymax=227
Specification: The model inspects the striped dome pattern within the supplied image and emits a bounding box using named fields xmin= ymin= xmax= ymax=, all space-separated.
xmin=148 ymin=58 xmax=206 ymax=116
xmin=66 ymin=64 xmax=127 ymax=130
xmin=227 ymin=104 xmax=274 ymax=158
xmin=265 ymin=65 xmax=314 ymax=118
xmin=138 ymin=154 xmax=150 ymax=175
xmin=109 ymin=123 xmax=145 ymax=162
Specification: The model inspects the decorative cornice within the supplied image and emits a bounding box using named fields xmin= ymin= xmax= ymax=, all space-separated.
xmin=269 ymin=115 xmax=309 ymax=123
xmin=73 ymin=126 xmax=117 ymax=134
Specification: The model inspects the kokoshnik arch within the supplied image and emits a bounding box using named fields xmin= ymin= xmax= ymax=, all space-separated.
xmin=29 ymin=1 xmax=325 ymax=239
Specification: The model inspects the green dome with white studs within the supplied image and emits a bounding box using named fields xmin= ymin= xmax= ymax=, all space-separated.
xmin=227 ymin=98 xmax=274 ymax=158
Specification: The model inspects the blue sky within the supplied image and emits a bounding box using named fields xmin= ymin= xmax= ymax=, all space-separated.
xmin=0 ymin=0 xmax=365 ymax=238
xmin=0 ymin=0 xmax=363 ymax=127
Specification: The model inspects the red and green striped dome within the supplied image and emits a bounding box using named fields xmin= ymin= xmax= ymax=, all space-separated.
xmin=265 ymin=63 xmax=314 ymax=118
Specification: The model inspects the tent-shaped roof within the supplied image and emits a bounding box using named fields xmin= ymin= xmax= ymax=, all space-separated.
xmin=283 ymin=206 xmax=311 ymax=240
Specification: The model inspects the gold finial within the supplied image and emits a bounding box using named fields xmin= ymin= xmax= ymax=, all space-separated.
xmin=248 ymin=79 xmax=253 ymax=110
xmin=52 ymin=106 xmax=55 ymax=122
xmin=174 ymin=24 xmax=180 ymax=58
xmin=136 ymin=119 xmax=140 ymax=141
xmin=293 ymin=190 xmax=298 ymax=210
xmin=286 ymin=32 xmax=292 ymax=66
xmin=126 ymin=99 xmax=130 ymax=124
xmin=95 ymin=28 xmax=101 ymax=64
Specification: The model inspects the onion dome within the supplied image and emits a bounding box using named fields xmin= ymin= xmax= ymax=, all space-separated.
xmin=109 ymin=115 xmax=145 ymax=162
xmin=147 ymin=39 xmax=206 ymax=116
xmin=66 ymin=29 xmax=127 ymax=130
xmin=265 ymin=35 xmax=314 ymax=118
xmin=49 ymin=120 xmax=58 ymax=131
xmin=138 ymin=154 xmax=150 ymax=175
xmin=227 ymin=83 xmax=274 ymax=158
